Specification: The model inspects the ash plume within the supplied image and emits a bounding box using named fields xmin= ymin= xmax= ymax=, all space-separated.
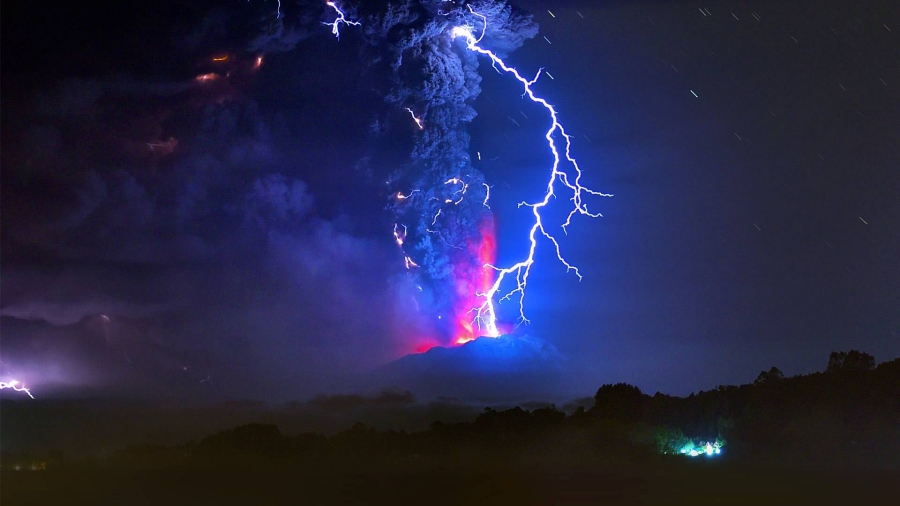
xmin=359 ymin=1 xmax=538 ymax=343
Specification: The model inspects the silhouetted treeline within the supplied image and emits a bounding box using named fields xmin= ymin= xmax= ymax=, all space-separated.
xmin=644 ymin=350 xmax=899 ymax=464
xmin=16 ymin=351 xmax=898 ymax=472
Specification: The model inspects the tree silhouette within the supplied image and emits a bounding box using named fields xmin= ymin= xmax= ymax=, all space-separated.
xmin=827 ymin=350 xmax=875 ymax=373
xmin=754 ymin=366 xmax=784 ymax=385
xmin=80 ymin=350 xmax=900 ymax=475
xmin=591 ymin=383 xmax=649 ymax=421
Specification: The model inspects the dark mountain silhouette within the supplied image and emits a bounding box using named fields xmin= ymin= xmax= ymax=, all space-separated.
xmin=369 ymin=334 xmax=572 ymax=403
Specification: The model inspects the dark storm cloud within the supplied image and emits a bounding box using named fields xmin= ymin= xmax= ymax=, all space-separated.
xmin=243 ymin=173 xmax=314 ymax=226
xmin=178 ymin=0 xmax=319 ymax=55
xmin=33 ymin=77 xmax=194 ymax=118
xmin=0 ymin=3 xmax=416 ymax=398
xmin=0 ymin=0 xmax=548 ymax=400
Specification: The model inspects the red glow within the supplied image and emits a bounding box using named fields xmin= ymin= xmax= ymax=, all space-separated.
xmin=406 ymin=215 xmax=505 ymax=355
xmin=414 ymin=340 xmax=440 ymax=354
xmin=451 ymin=216 xmax=498 ymax=344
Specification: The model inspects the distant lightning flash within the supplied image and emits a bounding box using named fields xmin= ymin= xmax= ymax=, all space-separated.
xmin=0 ymin=380 xmax=34 ymax=399
xmin=195 ymin=73 xmax=219 ymax=83
xmin=452 ymin=8 xmax=612 ymax=337
xmin=324 ymin=1 xmax=360 ymax=39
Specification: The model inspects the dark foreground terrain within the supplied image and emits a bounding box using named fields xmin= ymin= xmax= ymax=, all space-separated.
xmin=3 ymin=351 xmax=899 ymax=504
xmin=4 ymin=461 xmax=899 ymax=505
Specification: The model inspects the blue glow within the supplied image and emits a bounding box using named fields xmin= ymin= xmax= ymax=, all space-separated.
xmin=679 ymin=440 xmax=724 ymax=457
xmin=452 ymin=7 xmax=612 ymax=336
xmin=324 ymin=1 xmax=360 ymax=40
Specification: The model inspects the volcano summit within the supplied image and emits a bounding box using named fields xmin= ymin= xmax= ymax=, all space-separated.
xmin=371 ymin=335 xmax=573 ymax=403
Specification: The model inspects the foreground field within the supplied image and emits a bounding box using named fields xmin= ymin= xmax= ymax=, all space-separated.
xmin=4 ymin=460 xmax=898 ymax=505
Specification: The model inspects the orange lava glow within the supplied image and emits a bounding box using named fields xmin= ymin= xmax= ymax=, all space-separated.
xmin=212 ymin=55 xmax=229 ymax=62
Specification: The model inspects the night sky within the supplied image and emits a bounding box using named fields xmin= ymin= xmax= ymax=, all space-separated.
xmin=1 ymin=0 xmax=898 ymax=402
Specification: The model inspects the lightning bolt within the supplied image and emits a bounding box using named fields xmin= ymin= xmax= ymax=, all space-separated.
xmin=482 ymin=182 xmax=492 ymax=209
xmin=452 ymin=8 xmax=613 ymax=337
xmin=395 ymin=189 xmax=420 ymax=201
xmin=405 ymin=108 xmax=425 ymax=130
xmin=0 ymin=380 xmax=34 ymax=399
xmin=424 ymin=176 xmax=474 ymax=230
xmin=443 ymin=177 xmax=469 ymax=205
xmin=324 ymin=1 xmax=360 ymax=40
xmin=393 ymin=223 xmax=407 ymax=246
xmin=393 ymin=223 xmax=421 ymax=270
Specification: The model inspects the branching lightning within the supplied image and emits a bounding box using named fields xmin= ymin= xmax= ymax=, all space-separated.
xmin=324 ymin=1 xmax=360 ymax=39
xmin=0 ymin=380 xmax=34 ymax=399
xmin=443 ymin=177 xmax=469 ymax=205
xmin=452 ymin=8 xmax=613 ymax=337
xmin=326 ymin=3 xmax=609 ymax=343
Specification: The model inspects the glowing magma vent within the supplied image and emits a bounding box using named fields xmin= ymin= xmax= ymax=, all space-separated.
xmin=452 ymin=217 xmax=503 ymax=344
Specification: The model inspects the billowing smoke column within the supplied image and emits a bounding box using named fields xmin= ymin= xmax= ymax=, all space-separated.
xmin=356 ymin=1 xmax=538 ymax=346
xmin=320 ymin=1 xmax=608 ymax=348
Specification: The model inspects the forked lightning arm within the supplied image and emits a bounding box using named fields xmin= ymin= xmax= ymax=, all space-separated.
xmin=324 ymin=1 xmax=360 ymax=39
xmin=0 ymin=380 xmax=34 ymax=399
xmin=452 ymin=8 xmax=612 ymax=336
